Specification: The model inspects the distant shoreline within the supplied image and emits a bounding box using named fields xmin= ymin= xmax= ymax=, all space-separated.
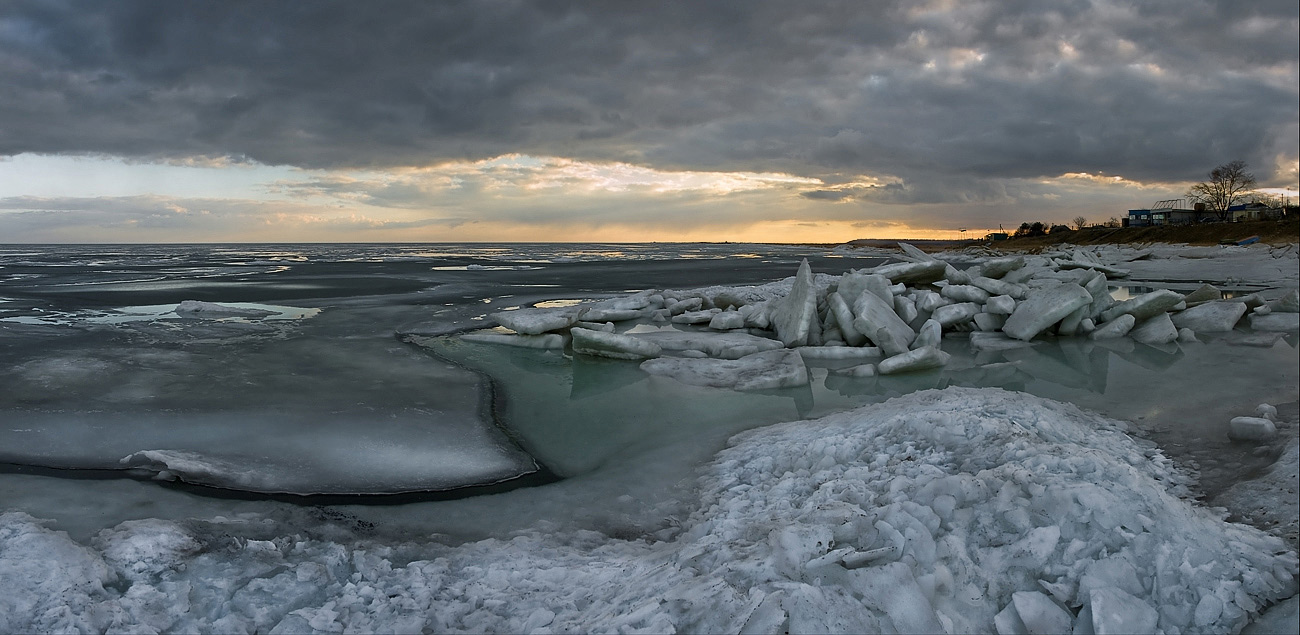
xmin=841 ymin=216 xmax=1299 ymax=252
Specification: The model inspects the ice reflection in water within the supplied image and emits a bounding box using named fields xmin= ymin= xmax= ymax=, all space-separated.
xmin=422 ymin=326 xmax=1298 ymax=499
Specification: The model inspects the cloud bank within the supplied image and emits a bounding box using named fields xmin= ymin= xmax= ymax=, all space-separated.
xmin=0 ymin=1 xmax=1295 ymax=241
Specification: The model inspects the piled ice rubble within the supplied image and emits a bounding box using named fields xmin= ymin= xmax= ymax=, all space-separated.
xmin=469 ymin=245 xmax=1299 ymax=390
xmin=3 ymin=388 xmax=1294 ymax=633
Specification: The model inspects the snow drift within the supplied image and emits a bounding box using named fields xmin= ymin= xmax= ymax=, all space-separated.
xmin=3 ymin=387 xmax=1294 ymax=633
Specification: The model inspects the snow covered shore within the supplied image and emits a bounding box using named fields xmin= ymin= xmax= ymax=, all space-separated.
xmin=2 ymin=240 xmax=1297 ymax=633
xmin=3 ymin=388 xmax=1294 ymax=633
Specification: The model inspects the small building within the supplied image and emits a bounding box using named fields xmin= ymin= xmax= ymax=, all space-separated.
xmin=1127 ymin=198 xmax=1204 ymax=226
xmin=985 ymin=232 xmax=1008 ymax=241
xmin=1227 ymin=202 xmax=1282 ymax=222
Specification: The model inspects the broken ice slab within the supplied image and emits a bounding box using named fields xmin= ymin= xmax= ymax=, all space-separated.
xmin=1169 ymin=301 xmax=1247 ymax=333
xmin=1099 ymin=289 xmax=1183 ymax=323
xmin=1089 ymin=314 xmax=1135 ymax=340
xmin=174 ymin=300 xmax=276 ymax=318
xmin=852 ymin=291 xmax=916 ymax=355
xmin=1248 ymin=312 xmax=1300 ymax=331
xmin=1181 ymin=284 xmax=1222 ymax=307
xmin=970 ymin=276 xmax=1027 ymax=300
xmin=571 ymin=327 xmax=662 ymax=360
xmin=1268 ymin=288 xmax=1300 ymax=313
xmin=1129 ymin=313 xmax=1178 ymax=346
xmin=708 ymin=311 xmax=745 ymax=330
xmin=979 ymin=255 xmax=1026 ymax=279
xmin=640 ymin=349 xmax=809 ymax=391
xmin=768 ymin=259 xmax=819 ymax=347
xmin=630 ymin=330 xmax=784 ymax=359
xmin=1003 ymin=283 xmax=1092 ymax=341
xmin=877 ymin=346 xmax=951 ymax=375
xmin=827 ymin=292 xmax=867 ymax=346
xmin=1080 ymin=587 xmax=1158 ymax=635
xmin=933 ymin=302 xmax=981 ymax=327
xmin=868 ymin=260 xmax=948 ymax=284
xmin=461 ymin=331 xmax=568 ymax=349
xmin=671 ymin=309 xmax=719 ymax=324
xmin=493 ymin=306 xmax=582 ymax=334
xmin=940 ymin=284 xmax=991 ymax=303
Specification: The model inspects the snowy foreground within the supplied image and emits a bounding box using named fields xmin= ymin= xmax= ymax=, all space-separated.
xmin=3 ymin=388 xmax=1295 ymax=634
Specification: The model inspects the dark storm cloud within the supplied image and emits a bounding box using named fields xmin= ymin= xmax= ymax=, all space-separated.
xmin=1 ymin=0 xmax=1296 ymax=191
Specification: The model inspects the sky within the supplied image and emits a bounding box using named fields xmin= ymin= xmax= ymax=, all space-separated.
xmin=0 ymin=0 xmax=1296 ymax=244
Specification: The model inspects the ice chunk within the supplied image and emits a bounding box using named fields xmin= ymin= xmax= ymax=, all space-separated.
xmin=573 ymin=320 xmax=616 ymax=332
xmin=1129 ymin=313 xmax=1178 ymax=345
xmin=1089 ymin=314 xmax=1135 ymax=340
xmin=1056 ymin=305 xmax=1088 ymax=336
xmin=640 ymin=349 xmax=808 ymax=391
xmin=985 ymin=295 xmax=1016 ymax=315
xmin=894 ymin=295 xmax=918 ymax=324
xmin=853 ymin=291 xmax=916 ymax=356
xmin=933 ymin=302 xmax=981 ymax=327
xmin=1228 ymin=416 xmax=1277 ymax=442
xmin=708 ymin=311 xmax=745 ymax=330
xmin=898 ymin=242 xmax=936 ymax=261
xmin=631 ymin=330 xmax=783 ymax=359
xmin=174 ymin=300 xmax=275 ymax=318
xmin=974 ymin=312 xmax=1008 ymax=332
xmin=461 ymin=332 xmax=567 ymax=349
xmin=944 ymin=263 xmax=971 ymax=284
xmin=1010 ymin=591 xmax=1073 ymax=635
xmin=797 ymin=346 xmax=882 ymax=360
xmin=1084 ymin=588 xmax=1158 ymax=635
xmin=1268 ymin=288 xmax=1299 ymax=313
xmin=668 ymin=297 xmax=703 ymax=315
xmin=1099 ymin=289 xmax=1183 ymax=323
xmin=493 ymin=306 xmax=581 ymax=334
xmin=971 ymin=276 xmax=1027 ymax=300
xmin=1177 ymin=327 xmax=1196 ymax=342
xmin=671 ymin=309 xmax=718 ymax=324
xmin=768 ymin=259 xmax=818 ymax=346
xmin=941 ymin=285 xmax=991 ymax=303
xmin=1182 ymin=284 xmax=1222 ymax=307
xmin=1003 ymin=284 xmax=1092 ymax=341
xmin=1249 ymin=312 xmax=1300 ymax=331
xmin=826 ymin=293 xmax=867 ymax=348
xmin=583 ymin=308 xmax=647 ymax=322
xmin=877 ymin=346 xmax=950 ymax=374
xmin=1255 ymin=403 xmax=1278 ymax=420
xmin=916 ymin=289 xmax=951 ymax=313
xmin=571 ymin=327 xmax=662 ymax=360
xmin=980 ymin=255 xmax=1025 ymax=279
xmin=1170 ymin=301 xmax=1247 ymax=333
xmin=870 ymin=260 xmax=948 ymax=284
xmin=911 ymin=319 xmax=942 ymax=350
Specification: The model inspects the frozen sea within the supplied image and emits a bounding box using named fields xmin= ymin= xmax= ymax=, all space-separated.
xmin=1 ymin=242 xmax=1297 ymax=633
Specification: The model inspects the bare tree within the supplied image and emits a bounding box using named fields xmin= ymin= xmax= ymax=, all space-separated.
xmin=1187 ymin=160 xmax=1257 ymax=220
xmin=1072 ymin=216 xmax=1088 ymax=230
xmin=1105 ymin=216 xmax=1121 ymax=228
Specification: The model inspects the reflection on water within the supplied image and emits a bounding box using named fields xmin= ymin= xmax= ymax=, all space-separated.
xmin=425 ymin=328 xmax=1298 ymax=499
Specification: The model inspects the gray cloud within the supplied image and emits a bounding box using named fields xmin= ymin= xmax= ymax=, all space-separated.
xmin=1 ymin=0 xmax=1295 ymax=200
